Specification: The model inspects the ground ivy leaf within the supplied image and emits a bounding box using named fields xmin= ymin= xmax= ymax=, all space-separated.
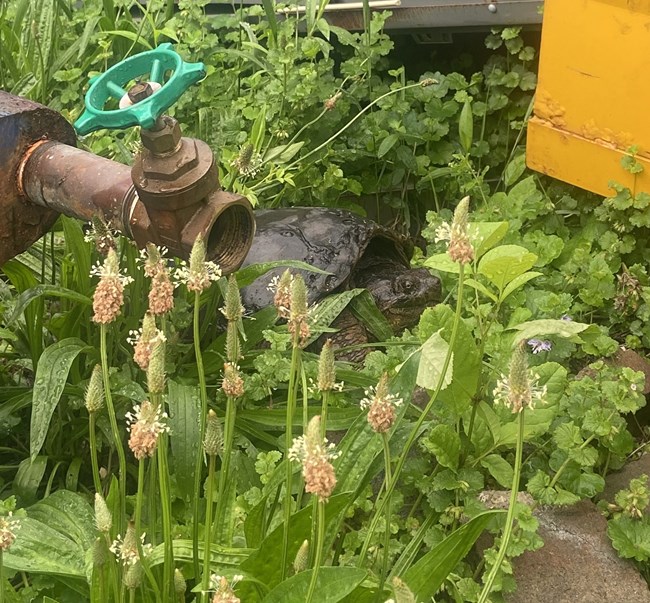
xmin=608 ymin=516 xmax=650 ymax=561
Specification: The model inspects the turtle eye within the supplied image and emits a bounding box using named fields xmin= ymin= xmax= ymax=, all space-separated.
xmin=396 ymin=278 xmax=415 ymax=294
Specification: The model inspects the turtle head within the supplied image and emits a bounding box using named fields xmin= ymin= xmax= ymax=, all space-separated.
xmin=365 ymin=267 xmax=442 ymax=332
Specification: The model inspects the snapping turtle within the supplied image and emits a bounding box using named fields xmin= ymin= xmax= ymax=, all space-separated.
xmin=240 ymin=208 xmax=441 ymax=356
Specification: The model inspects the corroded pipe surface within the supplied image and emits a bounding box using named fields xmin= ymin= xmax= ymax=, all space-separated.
xmin=21 ymin=140 xmax=135 ymax=232
xmin=0 ymin=91 xmax=76 ymax=265
xmin=1 ymin=90 xmax=255 ymax=273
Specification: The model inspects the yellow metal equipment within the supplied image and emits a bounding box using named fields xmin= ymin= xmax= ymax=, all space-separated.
xmin=527 ymin=0 xmax=650 ymax=197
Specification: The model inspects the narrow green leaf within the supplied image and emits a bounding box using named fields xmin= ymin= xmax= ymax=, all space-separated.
xmin=377 ymin=133 xmax=398 ymax=158
xmin=102 ymin=30 xmax=152 ymax=49
xmin=261 ymin=0 xmax=278 ymax=46
xmin=403 ymin=510 xmax=503 ymax=599
xmin=36 ymin=0 xmax=57 ymax=75
xmin=350 ymin=289 xmax=394 ymax=341
xmin=504 ymin=152 xmax=527 ymax=187
xmin=8 ymin=285 xmax=91 ymax=325
xmin=472 ymin=221 xmax=509 ymax=259
xmin=251 ymin=104 xmax=267 ymax=152
xmin=500 ymin=271 xmax=542 ymax=302
xmin=236 ymin=260 xmax=330 ymax=288
xmin=241 ymin=493 xmax=351 ymax=588
xmin=30 ymin=338 xmax=88 ymax=460
xmin=148 ymin=540 xmax=251 ymax=568
xmin=14 ymin=456 xmax=48 ymax=506
xmin=459 ymin=99 xmax=473 ymax=153
xmin=61 ymin=217 xmax=91 ymax=294
xmin=244 ymin=495 xmax=267 ymax=548
xmin=262 ymin=567 xmax=367 ymax=603
xmin=263 ymin=142 xmax=304 ymax=164
xmin=464 ymin=278 xmax=498 ymax=302
xmin=167 ymin=380 xmax=201 ymax=499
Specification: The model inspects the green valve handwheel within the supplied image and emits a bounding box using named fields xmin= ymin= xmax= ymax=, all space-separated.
xmin=74 ymin=43 xmax=205 ymax=135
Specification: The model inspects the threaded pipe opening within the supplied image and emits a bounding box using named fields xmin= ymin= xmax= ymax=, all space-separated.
xmin=205 ymin=203 xmax=256 ymax=275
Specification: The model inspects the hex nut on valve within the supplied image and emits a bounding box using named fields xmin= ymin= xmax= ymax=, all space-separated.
xmin=141 ymin=115 xmax=182 ymax=155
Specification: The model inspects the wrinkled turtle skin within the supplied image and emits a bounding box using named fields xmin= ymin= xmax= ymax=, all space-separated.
xmin=240 ymin=208 xmax=441 ymax=354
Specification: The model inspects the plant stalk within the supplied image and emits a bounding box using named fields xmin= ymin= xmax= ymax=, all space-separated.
xmin=358 ymin=265 xmax=466 ymax=565
xmin=100 ymin=323 xmax=127 ymax=529
xmin=202 ymin=454 xmax=217 ymax=602
xmin=89 ymin=412 xmax=103 ymax=494
xmin=477 ymin=408 xmax=525 ymax=603
xmin=192 ymin=291 xmax=208 ymax=580
xmin=214 ymin=395 xmax=236 ymax=542
xmin=305 ymin=500 xmax=326 ymax=603
xmin=377 ymin=432 xmax=393 ymax=600
xmin=281 ymin=334 xmax=302 ymax=579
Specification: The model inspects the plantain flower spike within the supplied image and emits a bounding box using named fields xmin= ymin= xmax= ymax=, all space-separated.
xmin=85 ymin=364 xmax=104 ymax=413
xmin=317 ymin=339 xmax=336 ymax=392
xmin=493 ymin=340 xmax=547 ymax=413
xmin=221 ymin=274 xmax=245 ymax=322
xmin=86 ymin=215 xmax=116 ymax=256
xmin=0 ymin=512 xmax=20 ymax=551
xmin=179 ymin=234 xmax=222 ymax=292
xmin=210 ymin=574 xmax=243 ymax=603
xmin=174 ymin=568 xmax=187 ymax=597
xmin=288 ymin=275 xmax=310 ymax=346
xmin=146 ymin=335 xmax=166 ymax=395
xmin=272 ymin=269 xmax=293 ymax=320
xmin=391 ymin=576 xmax=417 ymax=603
xmin=128 ymin=312 xmax=163 ymax=371
xmin=149 ymin=269 xmax=175 ymax=316
xmin=361 ymin=373 xmax=403 ymax=433
xmin=222 ymin=362 xmax=244 ymax=398
xmin=94 ymin=493 xmax=112 ymax=534
xmin=204 ymin=409 xmax=224 ymax=457
xmin=126 ymin=400 xmax=169 ymax=460
xmin=293 ymin=539 xmax=310 ymax=574
xmin=289 ymin=415 xmax=339 ymax=502
xmin=123 ymin=559 xmax=143 ymax=590
xmin=435 ymin=196 xmax=474 ymax=265
xmin=91 ymin=248 xmax=133 ymax=324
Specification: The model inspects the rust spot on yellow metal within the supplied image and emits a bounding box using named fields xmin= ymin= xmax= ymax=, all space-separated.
xmin=527 ymin=0 xmax=650 ymax=197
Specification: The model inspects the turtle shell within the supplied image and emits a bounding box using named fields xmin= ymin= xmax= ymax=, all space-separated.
xmin=240 ymin=207 xmax=413 ymax=312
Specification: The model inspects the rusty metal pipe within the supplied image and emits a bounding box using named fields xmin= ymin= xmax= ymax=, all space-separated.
xmin=1 ymin=91 xmax=254 ymax=272
xmin=19 ymin=140 xmax=255 ymax=273
xmin=21 ymin=140 xmax=135 ymax=232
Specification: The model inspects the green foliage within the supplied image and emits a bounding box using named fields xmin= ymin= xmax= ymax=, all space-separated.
xmin=1 ymin=2 xmax=650 ymax=601
xmin=604 ymin=475 xmax=650 ymax=563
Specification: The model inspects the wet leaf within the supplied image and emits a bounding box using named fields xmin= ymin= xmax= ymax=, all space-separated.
xmin=30 ymin=338 xmax=89 ymax=460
